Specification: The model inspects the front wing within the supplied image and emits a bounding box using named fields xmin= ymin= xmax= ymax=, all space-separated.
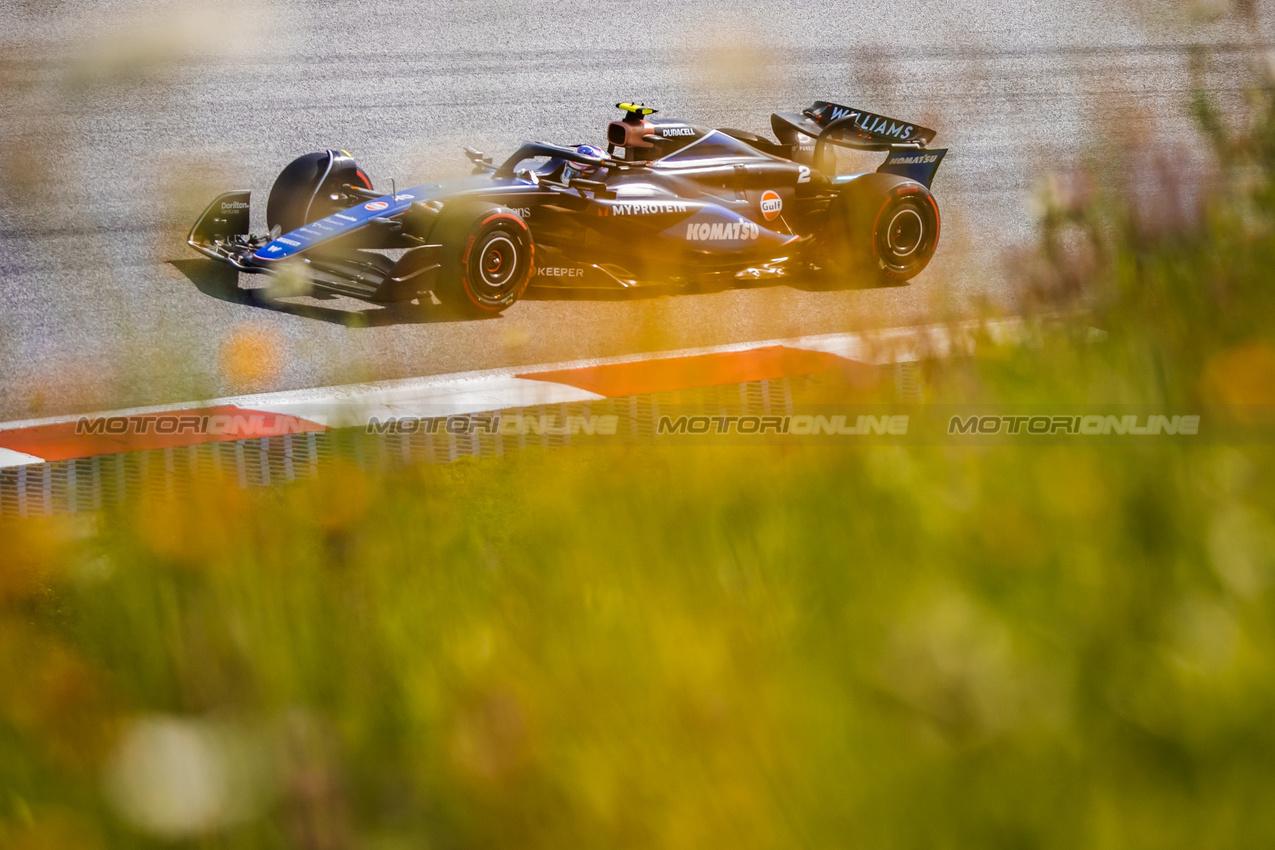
xmin=188 ymin=192 xmax=442 ymax=302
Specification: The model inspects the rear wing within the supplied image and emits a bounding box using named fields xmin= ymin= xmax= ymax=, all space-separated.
xmin=807 ymin=101 xmax=935 ymax=146
xmin=772 ymin=101 xmax=935 ymax=150
xmin=772 ymin=100 xmax=946 ymax=187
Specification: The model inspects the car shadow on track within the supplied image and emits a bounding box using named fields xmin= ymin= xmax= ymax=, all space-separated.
xmin=521 ymin=273 xmax=899 ymax=302
xmin=522 ymin=264 xmax=906 ymax=301
xmin=169 ymin=259 xmax=489 ymax=327
xmin=172 ymin=258 xmax=904 ymax=324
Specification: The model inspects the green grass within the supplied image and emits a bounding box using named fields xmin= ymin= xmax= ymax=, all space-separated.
xmin=4 ymin=441 xmax=1274 ymax=849
xmin=4 ymin=85 xmax=1275 ymax=850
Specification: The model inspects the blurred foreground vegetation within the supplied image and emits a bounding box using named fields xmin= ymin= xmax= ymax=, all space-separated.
xmin=5 ymin=81 xmax=1275 ymax=850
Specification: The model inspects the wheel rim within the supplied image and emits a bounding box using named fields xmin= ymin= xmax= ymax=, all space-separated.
xmin=885 ymin=207 xmax=924 ymax=258
xmin=472 ymin=232 xmax=520 ymax=298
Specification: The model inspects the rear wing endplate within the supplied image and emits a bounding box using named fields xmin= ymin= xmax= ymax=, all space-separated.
xmin=876 ymin=149 xmax=947 ymax=189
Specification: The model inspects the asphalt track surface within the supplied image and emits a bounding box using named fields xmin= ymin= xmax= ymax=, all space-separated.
xmin=2 ymin=1 xmax=1272 ymax=420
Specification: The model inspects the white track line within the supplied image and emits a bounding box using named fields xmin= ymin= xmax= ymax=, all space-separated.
xmin=0 ymin=448 xmax=45 ymax=469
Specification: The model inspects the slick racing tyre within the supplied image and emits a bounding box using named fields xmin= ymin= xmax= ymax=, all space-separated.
xmin=266 ymin=150 xmax=373 ymax=233
xmin=871 ymin=194 xmax=939 ymax=279
xmin=431 ymin=203 xmax=534 ymax=316
xmin=821 ymin=173 xmax=940 ymax=284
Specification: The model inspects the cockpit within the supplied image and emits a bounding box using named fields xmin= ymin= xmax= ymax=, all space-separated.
xmin=494 ymin=104 xmax=781 ymax=188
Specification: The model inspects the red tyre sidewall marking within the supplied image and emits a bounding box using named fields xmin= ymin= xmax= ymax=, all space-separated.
xmin=461 ymin=213 xmax=534 ymax=311
xmin=924 ymin=192 xmax=941 ymax=247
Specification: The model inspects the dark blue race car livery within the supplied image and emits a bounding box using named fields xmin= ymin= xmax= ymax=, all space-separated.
xmin=189 ymin=101 xmax=947 ymax=315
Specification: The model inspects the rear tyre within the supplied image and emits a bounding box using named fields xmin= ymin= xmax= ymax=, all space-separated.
xmin=819 ymin=175 xmax=940 ymax=285
xmin=871 ymin=195 xmax=939 ymax=280
xmin=431 ymin=203 xmax=534 ymax=316
xmin=266 ymin=150 xmax=373 ymax=234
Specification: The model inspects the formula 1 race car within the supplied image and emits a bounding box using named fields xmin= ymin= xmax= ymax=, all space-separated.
xmin=188 ymin=101 xmax=947 ymax=315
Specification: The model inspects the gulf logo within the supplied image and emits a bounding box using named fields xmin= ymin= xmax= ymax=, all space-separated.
xmin=365 ymin=201 xmax=389 ymax=212
xmin=760 ymin=190 xmax=782 ymax=221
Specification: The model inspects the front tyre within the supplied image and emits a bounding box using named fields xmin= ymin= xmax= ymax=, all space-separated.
xmin=266 ymin=150 xmax=373 ymax=234
xmin=432 ymin=204 xmax=534 ymax=316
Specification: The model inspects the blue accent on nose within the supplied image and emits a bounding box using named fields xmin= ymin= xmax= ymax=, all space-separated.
xmin=253 ymin=188 xmax=428 ymax=262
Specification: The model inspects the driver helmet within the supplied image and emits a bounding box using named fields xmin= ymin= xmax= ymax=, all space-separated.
xmin=564 ymin=144 xmax=605 ymax=181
